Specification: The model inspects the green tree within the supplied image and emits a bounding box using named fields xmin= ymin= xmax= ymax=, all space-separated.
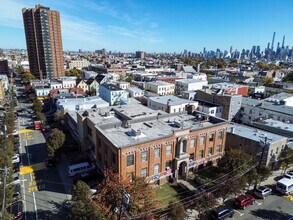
xmin=125 ymin=75 xmax=134 ymax=82
xmin=256 ymin=62 xmax=269 ymax=70
xmin=217 ymin=149 xmax=253 ymax=175
xmin=65 ymin=68 xmax=83 ymax=77
xmin=245 ymin=168 xmax=258 ymax=188
xmin=86 ymin=88 xmax=96 ymax=96
xmin=32 ymin=99 xmax=43 ymax=113
xmin=282 ymin=71 xmax=293 ymax=82
xmin=214 ymin=176 xmax=243 ymax=202
xmin=36 ymin=112 xmax=47 ymax=124
xmin=168 ymin=202 xmax=185 ymax=220
xmin=279 ymin=148 xmax=293 ymax=174
xmin=71 ymin=181 xmax=106 ymax=220
xmin=46 ymin=128 xmax=65 ymax=157
xmin=53 ymin=110 xmax=65 ymax=122
xmin=20 ymin=71 xmax=35 ymax=83
xmin=16 ymin=66 xmax=25 ymax=74
xmin=194 ymin=192 xmax=217 ymax=216
xmin=257 ymin=166 xmax=271 ymax=185
xmin=263 ymin=77 xmax=274 ymax=85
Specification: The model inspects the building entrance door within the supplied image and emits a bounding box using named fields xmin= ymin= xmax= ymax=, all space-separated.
xmin=178 ymin=161 xmax=187 ymax=179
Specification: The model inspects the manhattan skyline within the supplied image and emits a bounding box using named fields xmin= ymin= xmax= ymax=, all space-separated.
xmin=0 ymin=0 xmax=292 ymax=53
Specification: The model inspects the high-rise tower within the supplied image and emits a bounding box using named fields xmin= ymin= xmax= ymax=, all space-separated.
xmin=282 ymin=35 xmax=285 ymax=48
xmin=22 ymin=5 xmax=64 ymax=79
xmin=271 ymin=32 xmax=276 ymax=51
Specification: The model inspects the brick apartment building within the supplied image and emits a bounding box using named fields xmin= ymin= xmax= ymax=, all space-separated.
xmin=66 ymin=104 xmax=228 ymax=184
xmin=22 ymin=5 xmax=64 ymax=79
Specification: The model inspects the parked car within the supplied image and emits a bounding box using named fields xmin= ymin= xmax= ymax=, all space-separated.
xmin=234 ymin=194 xmax=255 ymax=209
xmin=13 ymin=185 xmax=21 ymax=201
xmin=12 ymin=154 xmax=20 ymax=164
xmin=254 ymin=186 xmax=272 ymax=199
xmin=210 ymin=206 xmax=234 ymax=219
xmin=284 ymin=172 xmax=293 ymax=180
xmin=13 ymin=163 xmax=20 ymax=173
xmin=7 ymin=201 xmax=23 ymax=220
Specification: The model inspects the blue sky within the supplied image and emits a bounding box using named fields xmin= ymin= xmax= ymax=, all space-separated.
xmin=0 ymin=0 xmax=292 ymax=53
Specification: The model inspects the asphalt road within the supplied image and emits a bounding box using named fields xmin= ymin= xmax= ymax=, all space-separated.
xmin=16 ymin=85 xmax=71 ymax=220
xmin=221 ymin=193 xmax=293 ymax=220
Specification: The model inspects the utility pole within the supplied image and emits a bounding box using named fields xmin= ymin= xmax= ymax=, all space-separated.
xmin=254 ymin=136 xmax=267 ymax=192
xmin=1 ymin=166 xmax=8 ymax=219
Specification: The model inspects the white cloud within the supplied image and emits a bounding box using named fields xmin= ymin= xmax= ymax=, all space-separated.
xmin=0 ymin=0 xmax=25 ymax=29
xmin=61 ymin=14 xmax=108 ymax=47
xmin=108 ymin=25 xmax=162 ymax=44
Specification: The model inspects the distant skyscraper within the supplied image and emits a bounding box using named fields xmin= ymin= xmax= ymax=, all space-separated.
xmin=282 ymin=35 xmax=285 ymax=48
xmin=22 ymin=5 xmax=64 ymax=79
xmin=267 ymin=42 xmax=270 ymax=50
xmin=271 ymin=32 xmax=276 ymax=51
xmin=135 ymin=51 xmax=145 ymax=59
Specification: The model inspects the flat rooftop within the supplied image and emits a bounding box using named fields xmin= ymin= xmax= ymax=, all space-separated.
xmin=265 ymin=93 xmax=293 ymax=102
xmin=227 ymin=123 xmax=287 ymax=144
xmin=71 ymin=104 xmax=227 ymax=148
xmin=255 ymin=118 xmax=293 ymax=133
xmin=146 ymin=81 xmax=172 ymax=86
xmin=211 ymin=82 xmax=246 ymax=90
xmin=242 ymin=97 xmax=293 ymax=116
xmin=176 ymin=79 xmax=207 ymax=84
xmin=148 ymin=95 xmax=198 ymax=106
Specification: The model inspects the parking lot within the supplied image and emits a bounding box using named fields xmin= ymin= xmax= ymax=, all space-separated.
xmin=223 ymin=193 xmax=293 ymax=219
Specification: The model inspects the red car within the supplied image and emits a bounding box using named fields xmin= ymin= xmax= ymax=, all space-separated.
xmin=235 ymin=194 xmax=255 ymax=209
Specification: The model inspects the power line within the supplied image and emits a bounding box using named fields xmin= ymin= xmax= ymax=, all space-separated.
xmin=130 ymin=162 xmax=258 ymax=219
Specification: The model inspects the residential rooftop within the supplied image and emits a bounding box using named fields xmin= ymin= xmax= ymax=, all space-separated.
xmin=146 ymin=81 xmax=172 ymax=86
xmin=211 ymin=82 xmax=246 ymax=90
xmin=148 ymin=95 xmax=198 ymax=106
xmin=70 ymin=104 xmax=227 ymax=148
xmin=254 ymin=118 xmax=293 ymax=133
xmin=227 ymin=123 xmax=287 ymax=144
xmin=175 ymin=78 xmax=207 ymax=83
xmin=242 ymin=97 xmax=293 ymax=116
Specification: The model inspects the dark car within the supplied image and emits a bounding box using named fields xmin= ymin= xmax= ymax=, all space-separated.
xmin=7 ymin=201 xmax=23 ymax=219
xmin=13 ymin=163 xmax=20 ymax=173
xmin=235 ymin=194 xmax=255 ymax=209
xmin=210 ymin=206 xmax=234 ymax=219
xmin=13 ymin=185 xmax=21 ymax=201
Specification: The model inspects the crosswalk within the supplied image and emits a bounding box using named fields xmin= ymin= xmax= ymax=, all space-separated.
xmin=18 ymin=129 xmax=35 ymax=134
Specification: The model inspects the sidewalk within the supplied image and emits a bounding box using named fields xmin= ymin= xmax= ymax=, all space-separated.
xmin=261 ymin=165 xmax=292 ymax=186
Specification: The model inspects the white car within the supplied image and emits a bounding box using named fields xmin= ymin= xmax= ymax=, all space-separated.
xmin=12 ymin=154 xmax=20 ymax=164
xmin=254 ymin=186 xmax=272 ymax=199
xmin=12 ymin=129 xmax=18 ymax=135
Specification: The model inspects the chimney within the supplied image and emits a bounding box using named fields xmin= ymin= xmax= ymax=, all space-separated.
xmin=230 ymin=127 xmax=234 ymax=134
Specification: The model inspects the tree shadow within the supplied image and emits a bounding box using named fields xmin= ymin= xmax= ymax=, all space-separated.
xmin=250 ymin=209 xmax=290 ymax=220
xmin=25 ymin=200 xmax=71 ymax=220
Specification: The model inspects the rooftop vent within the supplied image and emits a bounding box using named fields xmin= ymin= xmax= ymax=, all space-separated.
xmin=132 ymin=129 xmax=142 ymax=136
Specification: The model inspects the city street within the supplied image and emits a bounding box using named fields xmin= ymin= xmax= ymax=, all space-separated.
xmin=16 ymin=85 xmax=72 ymax=220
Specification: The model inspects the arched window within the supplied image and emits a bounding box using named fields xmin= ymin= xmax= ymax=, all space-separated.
xmin=182 ymin=140 xmax=187 ymax=154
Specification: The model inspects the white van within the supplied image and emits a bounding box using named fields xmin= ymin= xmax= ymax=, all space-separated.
xmin=68 ymin=162 xmax=95 ymax=177
xmin=276 ymin=178 xmax=293 ymax=195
